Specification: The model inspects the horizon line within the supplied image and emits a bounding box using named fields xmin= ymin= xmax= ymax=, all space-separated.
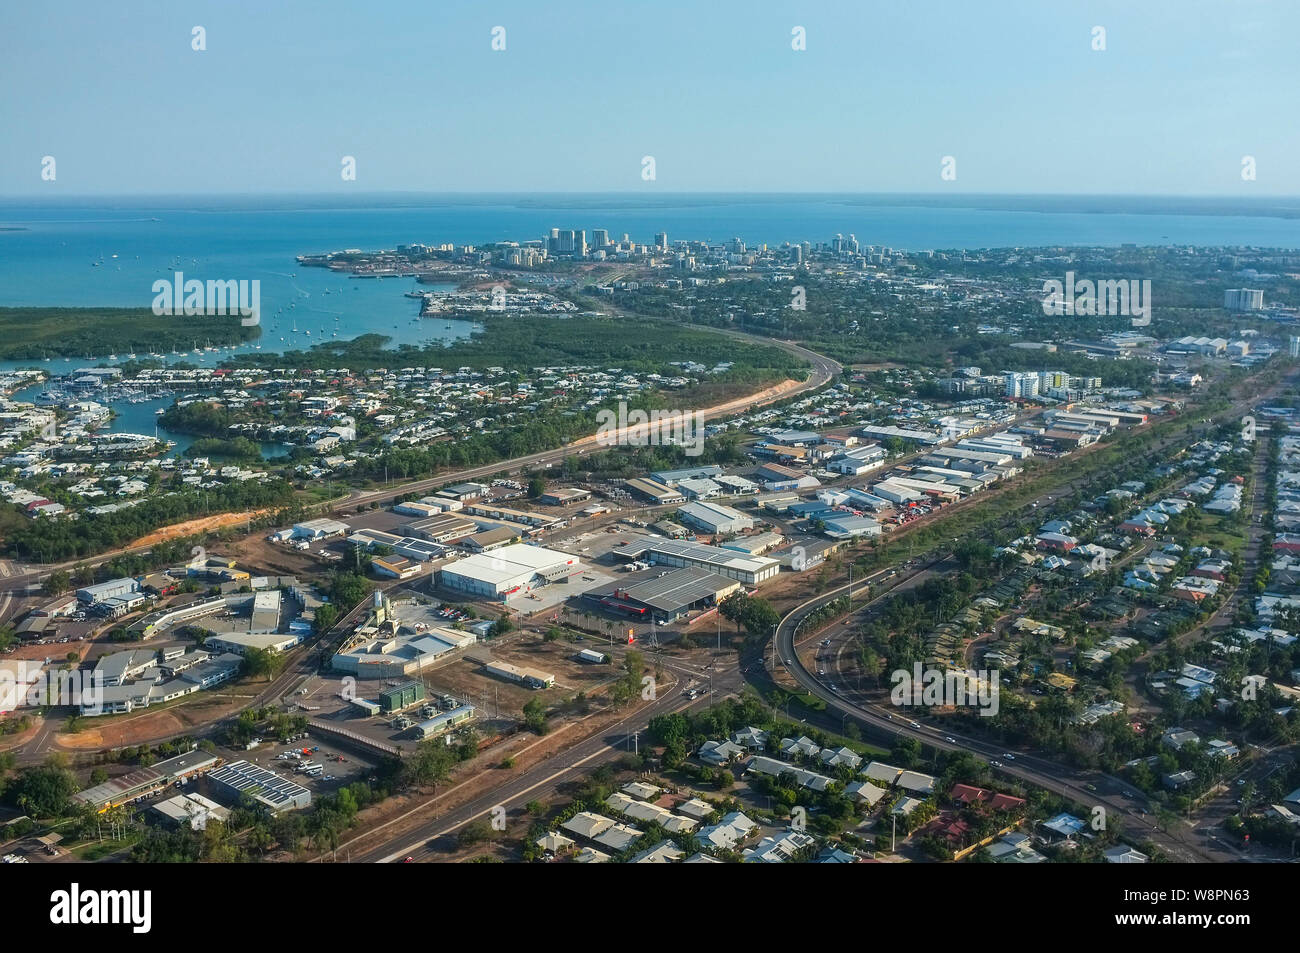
xmin=3 ymin=190 xmax=1300 ymax=201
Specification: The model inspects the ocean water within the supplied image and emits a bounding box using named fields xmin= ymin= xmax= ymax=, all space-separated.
xmin=3 ymin=192 xmax=1298 ymax=360
xmin=1 ymin=193 xmax=1298 ymax=454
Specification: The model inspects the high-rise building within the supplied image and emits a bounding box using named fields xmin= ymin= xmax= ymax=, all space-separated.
xmin=1224 ymin=288 xmax=1264 ymax=311
xmin=654 ymin=232 xmax=668 ymax=251
xmin=591 ymin=229 xmax=609 ymax=250
xmin=1004 ymin=372 xmax=1040 ymax=398
xmin=1290 ymin=336 xmax=1300 ymax=358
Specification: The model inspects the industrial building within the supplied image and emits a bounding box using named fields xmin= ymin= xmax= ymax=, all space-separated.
xmin=676 ymin=501 xmax=754 ymax=535
xmin=332 ymin=624 xmax=477 ymax=678
xmin=76 ymin=577 xmax=140 ymax=605
xmin=206 ymin=760 xmax=312 ymax=813
xmin=624 ymin=478 xmax=685 ymax=504
xmin=616 ymin=538 xmax=780 ymax=586
xmin=484 ymin=660 xmax=555 ymax=689
xmin=412 ymin=704 xmax=476 ymax=739
xmin=291 ymin=518 xmax=350 ymax=540
xmin=401 ymin=513 xmax=478 ymax=543
xmin=584 ymin=567 xmax=742 ymax=623
xmin=371 ymin=556 xmax=426 ymax=580
xmin=380 ymin=680 xmax=426 ymax=713
xmin=151 ymin=792 xmax=230 ymax=831
xmin=821 ymin=514 xmax=883 ymax=539
xmin=347 ymin=529 xmax=444 ymax=563
xmin=438 ymin=543 xmax=579 ymax=599
xmin=537 ymin=487 xmax=592 ymax=506
xmin=72 ymin=749 xmax=220 ymax=812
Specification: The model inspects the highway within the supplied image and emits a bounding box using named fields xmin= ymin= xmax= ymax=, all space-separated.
xmin=339 ymin=658 xmax=749 ymax=863
xmin=771 ymin=572 xmax=1240 ymax=862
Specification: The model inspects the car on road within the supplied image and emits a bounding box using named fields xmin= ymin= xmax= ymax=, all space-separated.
xmin=944 ymin=736 xmax=956 ymax=744
xmin=909 ymin=721 xmax=921 ymax=729
xmin=1084 ymin=783 xmax=1097 ymax=792
xmin=821 ymin=638 xmax=831 ymax=646
xmin=1002 ymin=752 xmax=1016 ymax=760
xmin=990 ymin=760 xmax=1003 ymax=767
xmin=403 ymin=856 xmax=414 ymax=863
xmin=783 ymin=658 xmax=792 ymax=666
xmin=817 ymin=669 xmax=825 ymax=677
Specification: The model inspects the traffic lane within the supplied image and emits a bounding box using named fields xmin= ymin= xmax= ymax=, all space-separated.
xmin=361 ymin=675 xmax=743 ymax=863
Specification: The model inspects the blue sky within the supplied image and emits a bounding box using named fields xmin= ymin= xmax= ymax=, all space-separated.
xmin=2 ymin=0 xmax=1296 ymax=195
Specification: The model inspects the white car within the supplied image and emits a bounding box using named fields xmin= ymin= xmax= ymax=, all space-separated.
xmin=1002 ymin=752 xmax=1016 ymax=761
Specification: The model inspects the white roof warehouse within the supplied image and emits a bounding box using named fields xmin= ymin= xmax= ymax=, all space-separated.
xmin=438 ymin=543 xmax=579 ymax=599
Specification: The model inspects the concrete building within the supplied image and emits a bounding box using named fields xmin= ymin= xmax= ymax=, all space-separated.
xmin=677 ymin=501 xmax=754 ymax=535
xmin=291 ymin=518 xmax=350 ymax=540
xmin=438 ymin=543 xmax=579 ymax=599
xmin=76 ymin=577 xmax=140 ymax=605
xmin=617 ymin=538 xmax=780 ymax=585
xmin=1224 ymin=288 xmax=1264 ymax=311
xmin=584 ymin=566 xmax=742 ymax=624
xmin=72 ymin=749 xmax=220 ymax=812
xmin=206 ymin=760 xmax=312 ymax=813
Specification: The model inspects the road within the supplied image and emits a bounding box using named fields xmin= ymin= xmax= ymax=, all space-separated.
xmin=0 ymin=337 xmax=839 ymax=596
xmin=772 ymin=573 xmax=1237 ymax=861
xmin=341 ymin=659 xmax=749 ymax=863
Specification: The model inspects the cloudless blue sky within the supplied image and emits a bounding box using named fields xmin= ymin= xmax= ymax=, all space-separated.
xmin=2 ymin=0 xmax=1296 ymax=195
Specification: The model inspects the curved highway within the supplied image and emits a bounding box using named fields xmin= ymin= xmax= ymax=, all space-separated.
xmin=773 ymin=572 xmax=1237 ymax=862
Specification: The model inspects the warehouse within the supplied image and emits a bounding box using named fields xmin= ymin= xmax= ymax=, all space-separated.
xmin=332 ymin=625 xmax=477 ymax=678
xmin=206 ymin=760 xmax=311 ymax=813
xmin=464 ymin=502 xmax=563 ymax=529
xmin=651 ymin=465 xmax=724 ymax=485
xmin=460 ymin=525 xmax=521 ymax=552
xmin=537 ymin=487 xmax=592 ymax=506
xmin=624 ymin=478 xmax=685 ymax=505
xmin=584 ymin=567 xmax=742 ymax=623
xmin=347 ymin=529 xmax=443 ymax=563
xmin=291 ymin=518 xmax=350 ymax=540
xmin=753 ymin=462 xmax=820 ymax=490
xmin=72 ymin=749 xmax=220 ymax=812
xmin=484 ymin=660 xmax=555 ymax=689
xmin=677 ymin=501 xmax=754 ymax=535
xmin=76 ymin=577 xmax=140 ymax=605
xmin=721 ymin=531 xmax=785 ymax=556
xmin=618 ymin=538 xmax=780 ymax=586
xmin=392 ymin=501 xmax=443 ymax=518
xmin=822 ymin=514 xmax=883 ymax=539
xmin=438 ymin=482 xmax=488 ymax=501
xmin=371 ymin=556 xmax=426 ymax=580
xmin=438 ymin=543 xmax=580 ymax=599
xmin=402 ymin=513 xmax=478 ymax=543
